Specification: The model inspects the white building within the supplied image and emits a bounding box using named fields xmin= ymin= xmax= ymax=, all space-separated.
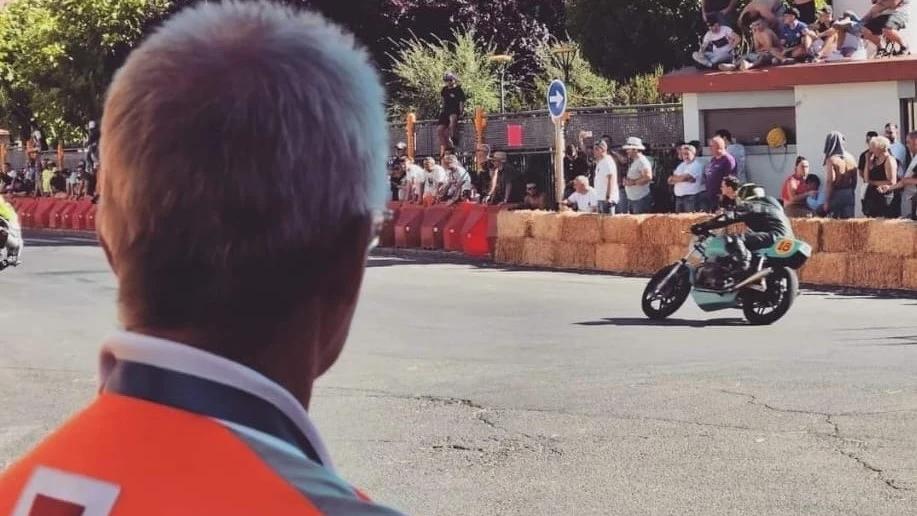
xmin=659 ymin=0 xmax=917 ymax=216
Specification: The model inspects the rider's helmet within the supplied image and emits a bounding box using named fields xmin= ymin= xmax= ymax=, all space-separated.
xmin=736 ymin=183 xmax=765 ymax=205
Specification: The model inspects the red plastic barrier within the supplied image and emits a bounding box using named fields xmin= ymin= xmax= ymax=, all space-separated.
xmin=61 ymin=202 xmax=92 ymax=230
xmin=443 ymin=202 xmax=474 ymax=252
xmin=71 ymin=202 xmax=95 ymax=231
xmin=420 ymin=205 xmax=454 ymax=250
xmin=461 ymin=204 xmax=489 ymax=257
xmin=85 ymin=205 xmax=98 ymax=232
xmin=394 ymin=204 xmax=424 ymax=248
xmin=380 ymin=201 xmax=401 ymax=248
xmin=50 ymin=201 xmax=79 ymax=229
xmin=29 ymin=199 xmax=57 ymax=228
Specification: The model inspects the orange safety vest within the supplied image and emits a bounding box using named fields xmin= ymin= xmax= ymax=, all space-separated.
xmin=0 ymin=360 xmax=394 ymax=516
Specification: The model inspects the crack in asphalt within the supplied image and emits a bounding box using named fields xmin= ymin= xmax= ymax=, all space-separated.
xmin=718 ymin=389 xmax=908 ymax=492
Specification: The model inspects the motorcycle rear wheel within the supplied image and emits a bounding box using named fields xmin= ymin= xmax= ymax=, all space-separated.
xmin=742 ymin=266 xmax=798 ymax=326
xmin=641 ymin=263 xmax=691 ymax=320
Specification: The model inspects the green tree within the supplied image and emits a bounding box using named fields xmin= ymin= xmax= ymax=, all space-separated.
xmin=531 ymin=39 xmax=616 ymax=109
xmin=387 ymin=29 xmax=502 ymax=120
xmin=566 ymin=0 xmax=705 ymax=83
xmin=0 ymin=0 xmax=172 ymax=143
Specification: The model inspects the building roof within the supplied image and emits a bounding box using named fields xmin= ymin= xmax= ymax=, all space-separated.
xmin=658 ymin=55 xmax=917 ymax=95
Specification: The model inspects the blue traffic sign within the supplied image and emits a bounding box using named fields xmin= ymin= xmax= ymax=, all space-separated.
xmin=547 ymin=79 xmax=567 ymax=118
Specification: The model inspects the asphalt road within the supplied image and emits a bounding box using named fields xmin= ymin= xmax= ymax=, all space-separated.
xmin=1 ymin=231 xmax=916 ymax=515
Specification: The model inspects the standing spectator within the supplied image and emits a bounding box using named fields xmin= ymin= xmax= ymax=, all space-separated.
xmin=668 ymin=143 xmax=706 ymax=213
xmin=858 ymin=131 xmax=880 ymax=182
xmin=885 ymin=122 xmax=907 ymax=172
xmin=621 ymin=137 xmax=653 ymax=214
xmin=704 ymin=136 xmax=737 ymax=212
xmin=388 ymin=159 xmax=405 ymax=201
xmin=436 ymin=72 xmax=466 ymax=156
xmin=781 ymin=156 xmax=813 ymax=217
xmin=878 ymin=130 xmax=917 ymax=219
xmin=692 ymin=14 xmax=741 ymax=69
xmin=563 ymin=175 xmax=599 ymax=212
xmin=440 ymin=154 xmax=471 ymax=204
xmin=822 ymin=131 xmax=858 ymax=219
xmin=716 ymin=129 xmax=746 ymax=183
xmin=863 ymin=135 xmax=899 ymax=217
xmin=483 ymin=151 xmax=517 ymax=205
xmin=702 ymin=0 xmax=739 ymax=28
xmin=0 ymin=2 xmax=403 ymax=514
xmin=402 ymin=156 xmax=425 ymax=203
xmin=420 ymin=156 xmax=447 ymax=206
xmin=564 ymin=144 xmax=588 ymax=199
xmin=592 ymin=140 xmax=618 ymax=214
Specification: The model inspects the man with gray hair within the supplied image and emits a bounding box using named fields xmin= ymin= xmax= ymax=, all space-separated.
xmin=0 ymin=2 xmax=403 ymax=514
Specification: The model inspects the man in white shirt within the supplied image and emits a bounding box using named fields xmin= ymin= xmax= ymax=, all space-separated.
xmin=591 ymin=140 xmax=619 ymax=214
xmin=401 ymin=157 xmax=425 ymax=203
xmin=692 ymin=15 xmax=741 ymax=68
xmin=621 ymin=136 xmax=654 ymax=214
xmin=880 ymin=130 xmax=917 ymax=219
xmin=440 ymin=154 xmax=472 ymax=204
xmin=563 ymin=175 xmax=599 ymax=213
xmin=668 ymin=144 xmax=706 ymax=213
xmin=420 ymin=156 xmax=447 ymax=205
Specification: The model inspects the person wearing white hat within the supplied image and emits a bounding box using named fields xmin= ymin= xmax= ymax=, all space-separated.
xmin=621 ymin=137 xmax=654 ymax=214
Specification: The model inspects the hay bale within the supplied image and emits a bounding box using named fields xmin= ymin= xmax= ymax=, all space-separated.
xmin=798 ymin=252 xmax=848 ymax=285
xmin=866 ymin=219 xmax=917 ymax=258
xmin=595 ymin=243 xmax=631 ymax=272
xmin=628 ymin=245 xmax=673 ymax=275
xmin=846 ymin=253 xmax=903 ymax=290
xmin=560 ymin=213 xmax=603 ymax=244
xmin=494 ymin=237 xmax=526 ymax=265
xmin=790 ymin=218 xmax=822 ymax=252
xmin=821 ymin=219 xmax=870 ymax=253
xmin=555 ymin=243 xmax=597 ymax=270
xmin=496 ymin=211 xmax=532 ymax=239
xmin=601 ymin=214 xmax=650 ymax=244
xmin=902 ymin=259 xmax=917 ymax=291
xmin=526 ymin=210 xmax=555 ymax=238
xmin=522 ymin=238 xmax=557 ymax=267
xmin=666 ymin=244 xmax=701 ymax=265
xmin=531 ymin=212 xmax=563 ymax=241
xmin=640 ymin=214 xmax=710 ymax=247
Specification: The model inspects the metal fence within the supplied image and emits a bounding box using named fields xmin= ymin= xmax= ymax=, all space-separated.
xmin=388 ymin=103 xmax=685 ymax=157
xmin=3 ymin=148 xmax=89 ymax=171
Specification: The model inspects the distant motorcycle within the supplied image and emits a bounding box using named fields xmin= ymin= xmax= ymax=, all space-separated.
xmin=641 ymin=217 xmax=812 ymax=326
xmin=0 ymin=219 xmax=22 ymax=271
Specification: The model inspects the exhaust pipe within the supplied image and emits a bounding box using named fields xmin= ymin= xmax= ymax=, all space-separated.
xmin=728 ymin=267 xmax=773 ymax=292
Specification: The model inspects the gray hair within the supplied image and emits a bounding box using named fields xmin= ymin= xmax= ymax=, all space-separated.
xmin=574 ymin=175 xmax=589 ymax=186
xmin=98 ymin=1 xmax=387 ymax=331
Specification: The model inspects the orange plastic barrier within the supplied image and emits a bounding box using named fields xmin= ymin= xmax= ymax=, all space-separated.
xmin=71 ymin=202 xmax=95 ymax=231
xmin=31 ymin=199 xmax=58 ymax=228
xmin=380 ymin=201 xmax=401 ymax=248
xmin=443 ymin=202 xmax=475 ymax=252
xmin=394 ymin=204 xmax=424 ymax=248
xmin=85 ymin=204 xmax=98 ymax=232
xmin=50 ymin=201 xmax=79 ymax=229
xmin=420 ymin=205 xmax=454 ymax=250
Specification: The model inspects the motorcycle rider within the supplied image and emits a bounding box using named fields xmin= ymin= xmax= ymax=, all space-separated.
xmin=0 ymin=195 xmax=22 ymax=268
xmin=690 ymin=176 xmax=793 ymax=291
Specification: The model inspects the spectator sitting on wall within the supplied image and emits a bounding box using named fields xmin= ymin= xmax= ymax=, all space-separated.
xmin=621 ymin=137 xmax=654 ymax=214
xmin=724 ymin=17 xmax=782 ymax=71
xmin=692 ymin=13 xmax=741 ymax=69
xmin=781 ymin=156 xmax=813 ymax=217
xmin=828 ymin=11 xmax=869 ymax=59
xmin=861 ymin=0 xmax=910 ymax=57
xmin=669 ymin=143 xmax=706 ymax=213
xmin=518 ymin=182 xmax=548 ymax=210
xmin=705 ymin=136 xmax=737 ymax=211
xmin=776 ymin=7 xmax=810 ymax=64
xmin=562 ymin=175 xmax=599 ymax=213
xmin=806 ymin=6 xmax=868 ymax=62
xmin=437 ymin=72 xmax=466 ymax=156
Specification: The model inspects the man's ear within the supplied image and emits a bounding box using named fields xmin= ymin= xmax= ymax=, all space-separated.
xmin=97 ymin=231 xmax=118 ymax=275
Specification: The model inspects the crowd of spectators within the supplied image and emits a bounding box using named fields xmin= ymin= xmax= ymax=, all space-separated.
xmin=694 ymin=0 xmax=909 ymax=72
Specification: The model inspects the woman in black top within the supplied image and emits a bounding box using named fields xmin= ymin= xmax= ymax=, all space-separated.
xmin=862 ymin=136 xmax=899 ymax=218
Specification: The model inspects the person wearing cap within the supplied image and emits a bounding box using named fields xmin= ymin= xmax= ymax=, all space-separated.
xmin=483 ymin=151 xmax=517 ymax=205
xmin=621 ymin=137 xmax=654 ymax=214
xmin=692 ymin=13 xmax=741 ymax=69
xmin=0 ymin=3 xmax=404 ymax=514
xmin=436 ymin=72 xmax=466 ymax=157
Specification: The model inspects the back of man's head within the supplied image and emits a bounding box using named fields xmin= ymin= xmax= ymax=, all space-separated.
xmin=99 ymin=1 xmax=387 ymax=340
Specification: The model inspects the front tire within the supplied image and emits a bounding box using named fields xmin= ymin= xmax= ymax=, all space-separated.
xmin=742 ymin=266 xmax=798 ymax=326
xmin=642 ymin=263 xmax=691 ymax=320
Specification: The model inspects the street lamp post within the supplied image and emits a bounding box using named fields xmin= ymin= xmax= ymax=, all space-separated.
xmin=550 ymin=44 xmax=577 ymax=85
xmin=488 ymin=54 xmax=513 ymax=113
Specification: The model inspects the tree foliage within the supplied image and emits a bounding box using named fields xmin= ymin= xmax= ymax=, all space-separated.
xmin=0 ymin=0 xmax=172 ymax=143
xmin=387 ymin=29 xmax=501 ymax=119
xmin=566 ymin=0 xmax=705 ymax=83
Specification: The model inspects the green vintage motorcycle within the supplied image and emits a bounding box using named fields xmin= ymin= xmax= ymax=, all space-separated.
xmin=641 ymin=217 xmax=812 ymax=326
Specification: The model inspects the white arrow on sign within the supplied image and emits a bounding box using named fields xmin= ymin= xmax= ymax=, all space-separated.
xmin=549 ymin=92 xmax=565 ymax=106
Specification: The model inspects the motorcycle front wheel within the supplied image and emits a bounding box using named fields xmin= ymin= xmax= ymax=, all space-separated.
xmin=742 ymin=266 xmax=798 ymax=326
xmin=641 ymin=263 xmax=691 ymax=320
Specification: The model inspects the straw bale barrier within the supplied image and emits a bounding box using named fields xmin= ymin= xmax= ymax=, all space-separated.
xmin=492 ymin=211 xmax=917 ymax=292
